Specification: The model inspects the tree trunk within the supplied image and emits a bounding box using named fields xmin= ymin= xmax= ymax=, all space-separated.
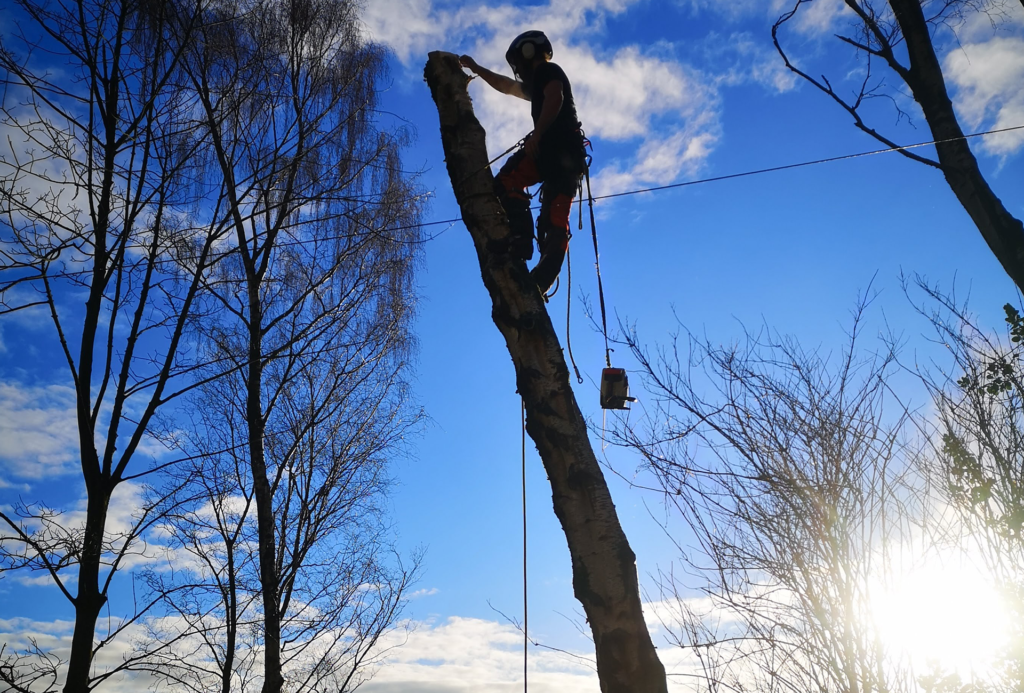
xmin=63 ymin=484 xmax=110 ymax=693
xmin=246 ymin=298 xmax=284 ymax=693
xmin=888 ymin=0 xmax=1024 ymax=291
xmin=223 ymin=537 xmax=238 ymax=693
xmin=424 ymin=51 xmax=667 ymax=693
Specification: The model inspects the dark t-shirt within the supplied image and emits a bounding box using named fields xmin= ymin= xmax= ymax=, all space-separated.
xmin=526 ymin=61 xmax=580 ymax=151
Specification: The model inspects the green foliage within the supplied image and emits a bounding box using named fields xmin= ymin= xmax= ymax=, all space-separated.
xmin=944 ymin=304 xmax=1024 ymax=541
xmin=956 ymin=305 xmax=1024 ymax=395
xmin=941 ymin=432 xmax=993 ymax=506
xmin=936 ymin=302 xmax=1024 ymax=692
xmin=1006 ymin=303 xmax=1024 ymax=344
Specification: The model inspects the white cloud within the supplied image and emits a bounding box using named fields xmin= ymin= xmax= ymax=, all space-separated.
xmin=0 ymin=617 xmax=162 ymax=692
xmin=409 ymin=587 xmax=440 ymax=598
xmin=0 ymin=382 xmax=80 ymax=478
xmin=790 ymin=0 xmax=850 ymax=34
xmin=0 ymin=607 xmax=721 ymax=692
xmin=0 ymin=371 xmax=179 ymax=481
xmin=590 ymin=118 xmax=718 ymax=197
xmin=561 ymin=45 xmax=705 ymax=141
xmin=0 ymin=616 xmax=75 ymax=653
xmin=360 ymin=0 xmax=451 ymax=63
xmin=362 ymin=615 xmax=599 ymax=693
xmin=12 ymin=571 xmax=78 ymax=587
xmin=2 ymin=479 xmax=185 ymax=598
xmin=944 ymin=35 xmax=1024 ymax=156
xmin=703 ymin=32 xmax=797 ymax=92
xmin=0 ymin=477 xmax=31 ymax=491
xmin=366 ymin=0 xmax=723 ymax=195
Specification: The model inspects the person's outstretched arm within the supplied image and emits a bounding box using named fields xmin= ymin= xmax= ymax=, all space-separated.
xmin=460 ymin=55 xmax=529 ymax=100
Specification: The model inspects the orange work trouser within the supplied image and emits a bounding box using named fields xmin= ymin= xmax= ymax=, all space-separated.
xmin=495 ymin=149 xmax=577 ymax=292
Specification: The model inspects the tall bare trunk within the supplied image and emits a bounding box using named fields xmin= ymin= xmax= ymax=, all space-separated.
xmin=888 ymin=0 xmax=1024 ymax=290
xmin=424 ymin=51 xmax=667 ymax=693
xmin=223 ymin=537 xmax=238 ymax=693
xmin=245 ymin=296 xmax=284 ymax=693
xmin=63 ymin=486 xmax=110 ymax=693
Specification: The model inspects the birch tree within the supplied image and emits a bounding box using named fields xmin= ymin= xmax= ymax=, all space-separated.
xmin=137 ymin=1 xmax=424 ymax=690
xmin=424 ymin=51 xmax=667 ymax=693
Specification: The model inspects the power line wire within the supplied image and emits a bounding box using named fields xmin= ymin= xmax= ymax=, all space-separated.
xmin=590 ymin=123 xmax=1024 ymax=201
xmin=187 ymin=123 xmax=1024 ymax=254
xmin=340 ymin=122 xmax=1024 ymax=242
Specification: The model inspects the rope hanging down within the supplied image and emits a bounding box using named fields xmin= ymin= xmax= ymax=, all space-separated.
xmin=521 ymin=398 xmax=528 ymax=693
xmin=584 ymin=162 xmax=612 ymax=369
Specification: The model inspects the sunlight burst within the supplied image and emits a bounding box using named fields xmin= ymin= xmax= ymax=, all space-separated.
xmin=872 ymin=557 xmax=1010 ymax=679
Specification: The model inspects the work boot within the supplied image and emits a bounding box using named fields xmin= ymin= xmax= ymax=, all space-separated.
xmin=530 ymin=260 xmax=555 ymax=294
xmin=498 ymin=202 xmax=534 ymax=262
xmin=531 ymin=223 xmax=567 ymax=293
xmin=494 ymin=179 xmax=534 ymax=261
xmin=507 ymin=209 xmax=535 ymax=261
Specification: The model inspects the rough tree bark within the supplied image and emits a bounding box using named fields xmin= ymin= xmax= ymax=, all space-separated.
xmin=424 ymin=51 xmax=667 ymax=693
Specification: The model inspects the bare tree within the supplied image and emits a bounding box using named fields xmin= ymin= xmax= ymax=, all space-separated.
xmin=424 ymin=51 xmax=668 ymax=693
xmin=773 ymin=0 xmax=1024 ymax=290
xmin=615 ymin=303 xmax=920 ymax=693
xmin=125 ymin=1 xmax=425 ymax=691
xmin=0 ymin=0 xmax=227 ymax=690
xmin=136 ymin=300 xmax=420 ymax=693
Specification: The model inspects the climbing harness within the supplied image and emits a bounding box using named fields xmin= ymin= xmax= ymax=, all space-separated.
xmin=455 ymin=134 xmax=530 ymax=189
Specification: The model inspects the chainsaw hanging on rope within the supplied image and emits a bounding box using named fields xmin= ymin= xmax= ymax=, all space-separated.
xmin=581 ymin=154 xmax=635 ymax=410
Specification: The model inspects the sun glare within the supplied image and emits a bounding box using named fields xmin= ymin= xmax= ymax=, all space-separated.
xmin=871 ymin=557 xmax=1011 ymax=679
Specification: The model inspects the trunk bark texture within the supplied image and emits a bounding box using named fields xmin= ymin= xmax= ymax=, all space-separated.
xmin=246 ymin=294 xmax=284 ymax=693
xmin=424 ymin=51 xmax=667 ymax=693
xmin=888 ymin=0 xmax=1024 ymax=291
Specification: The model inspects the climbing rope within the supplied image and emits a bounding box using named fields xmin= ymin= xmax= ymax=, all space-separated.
xmin=521 ymin=397 xmax=528 ymax=692
xmin=584 ymin=161 xmax=613 ymax=369
xmin=455 ymin=134 xmax=530 ymax=189
xmin=564 ymin=193 xmax=585 ymax=384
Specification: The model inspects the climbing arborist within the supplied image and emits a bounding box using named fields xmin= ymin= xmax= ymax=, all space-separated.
xmin=460 ymin=30 xmax=586 ymax=294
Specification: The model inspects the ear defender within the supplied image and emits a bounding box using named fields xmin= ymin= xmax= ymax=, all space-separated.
xmin=506 ymin=31 xmax=553 ymax=73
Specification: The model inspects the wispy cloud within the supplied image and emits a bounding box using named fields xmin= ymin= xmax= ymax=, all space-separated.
xmin=408 ymin=587 xmax=440 ymax=599
xmin=701 ymin=32 xmax=797 ymax=92
xmin=0 ymin=382 xmax=80 ymax=479
xmin=943 ymin=35 xmax=1024 ymax=157
xmin=362 ymin=615 xmax=598 ymax=693
xmin=788 ymin=0 xmax=850 ymax=34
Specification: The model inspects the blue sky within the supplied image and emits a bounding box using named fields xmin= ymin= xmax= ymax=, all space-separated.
xmin=2 ymin=0 xmax=1024 ymax=690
